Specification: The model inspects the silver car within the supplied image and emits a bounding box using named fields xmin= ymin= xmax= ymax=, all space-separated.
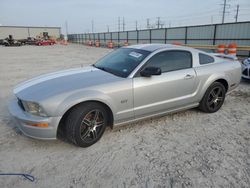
xmin=8 ymin=44 xmax=241 ymax=147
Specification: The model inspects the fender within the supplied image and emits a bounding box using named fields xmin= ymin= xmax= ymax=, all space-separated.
xmin=55 ymin=90 xmax=116 ymax=117
xmin=198 ymin=73 xmax=230 ymax=100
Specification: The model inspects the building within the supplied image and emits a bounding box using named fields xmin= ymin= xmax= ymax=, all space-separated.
xmin=0 ymin=26 xmax=61 ymax=39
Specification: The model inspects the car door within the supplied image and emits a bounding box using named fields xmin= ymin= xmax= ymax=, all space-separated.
xmin=133 ymin=50 xmax=198 ymax=118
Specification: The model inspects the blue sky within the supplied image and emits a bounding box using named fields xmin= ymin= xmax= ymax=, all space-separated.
xmin=1 ymin=0 xmax=250 ymax=34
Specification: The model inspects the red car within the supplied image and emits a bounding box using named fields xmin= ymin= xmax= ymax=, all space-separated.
xmin=36 ymin=39 xmax=56 ymax=46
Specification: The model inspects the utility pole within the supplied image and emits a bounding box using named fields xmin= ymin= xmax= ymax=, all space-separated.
xmin=135 ymin=20 xmax=138 ymax=30
xmin=91 ymin=20 xmax=94 ymax=33
xmin=156 ymin=17 xmax=160 ymax=29
xmin=146 ymin=18 xmax=150 ymax=29
xmin=65 ymin=21 xmax=68 ymax=36
xmin=235 ymin=4 xmax=239 ymax=22
xmin=107 ymin=25 xmax=109 ymax=32
xmin=222 ymin=0 xmax=226 ymax=23
xmin=122 ymin=17 xmax=125 ymax=31
xmin=118 ymin=17 xmax=120 ymax=32
xmin=221 ymin=0 xmax=230 ymax=23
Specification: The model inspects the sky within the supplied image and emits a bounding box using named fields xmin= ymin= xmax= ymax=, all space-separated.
xmin=0 ymin=0 xmax=250 ymax=34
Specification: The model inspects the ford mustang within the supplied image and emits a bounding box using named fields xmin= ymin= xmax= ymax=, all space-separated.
xmin=8 ymin=44 xmax=241 ymax=147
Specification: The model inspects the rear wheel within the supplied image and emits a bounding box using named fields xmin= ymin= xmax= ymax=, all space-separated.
xmin=199 ymin=82 xmax=226 ymax=113
xmin=65 ymin=102 xmax=108 ymax=147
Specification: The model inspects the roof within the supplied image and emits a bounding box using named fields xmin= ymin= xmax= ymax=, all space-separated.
xmin=125 ymin=43 xmax=189 ymax=52
xmin=0 ymin=25 xmax=61 ymax=29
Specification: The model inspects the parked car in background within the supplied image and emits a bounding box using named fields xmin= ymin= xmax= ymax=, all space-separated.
xmin=19 ymin=37 xmax=38 ymax=45
xmin=0 ymin=39 xmax=4 ymax=45
xmin=36 ymin=39 xmax=55 ymax=46
xmin=242 ymin=58 xmax=250 ymax=80
xmin=3 ymin=35 xmax=22 ymax=46
xmin=8 ymin=44 xmax=241 ymax=147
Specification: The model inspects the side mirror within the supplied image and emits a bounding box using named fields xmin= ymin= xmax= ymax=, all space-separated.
xmin=140 ymin=67 xmax=162 ymax=77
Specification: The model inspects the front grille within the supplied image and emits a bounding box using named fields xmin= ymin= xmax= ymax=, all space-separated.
xmin=17 ymin=99 xmax=25 ymax=111
xmin=242 ymin=69 xmax=248 ymax=76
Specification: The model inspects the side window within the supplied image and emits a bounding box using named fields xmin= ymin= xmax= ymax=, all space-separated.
xmin=145 ymin=50 xmax=192 ymax=73
xmin=199 ymin=53 xmax=214 ymax=65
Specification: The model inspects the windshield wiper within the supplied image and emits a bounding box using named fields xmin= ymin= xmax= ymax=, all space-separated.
xmin=92 ymin=64 xmax=124 ymax=77
xmin=92 ymin=64 xmax=108 ymax=71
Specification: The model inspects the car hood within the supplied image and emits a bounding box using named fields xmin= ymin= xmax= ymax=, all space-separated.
xmin=14 ymin=66 xmax=122 ymax=101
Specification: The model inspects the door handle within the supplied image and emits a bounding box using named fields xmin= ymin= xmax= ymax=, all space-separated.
xmin=184 ymin=74 xmax=194 ymax=79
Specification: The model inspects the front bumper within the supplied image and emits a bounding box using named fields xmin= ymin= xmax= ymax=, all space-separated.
xmin=8 ymin=99 xmax=61 ymax=140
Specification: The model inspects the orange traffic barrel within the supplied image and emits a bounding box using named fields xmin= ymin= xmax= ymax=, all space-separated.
xmin=124 ymin=42 xmax=129 ymax=46
xmin=108 ymin=42 xmax=113 ymax=48
xmin=95 ymin=40 xmax=100 ymax=47
xmin=88 ymin=41 xmax=92 ymax=46
xmin=228 ymin=43 xmax=237 ymax=55
xmin=172 ymin=41 xmax=182 ymax=46
xmin=217 ymin=44 xmax=226 ymax=54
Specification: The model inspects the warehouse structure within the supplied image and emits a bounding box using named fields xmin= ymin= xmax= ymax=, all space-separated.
xmin=0 ymin=26 xmax=61 ymax=39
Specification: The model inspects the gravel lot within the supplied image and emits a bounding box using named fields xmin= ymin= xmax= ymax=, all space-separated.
xmin=0 ymin=44 xmax=249 ymax=188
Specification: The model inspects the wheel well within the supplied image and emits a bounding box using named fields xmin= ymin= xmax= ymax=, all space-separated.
xmin=215 ymin=79 xmax=228 ymax=92
xmin=57 ymin=101 xmax=114 ymax=138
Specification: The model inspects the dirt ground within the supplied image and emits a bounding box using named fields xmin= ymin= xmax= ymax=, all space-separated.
xmin=0 ymin=44 xmax=249 ymax=188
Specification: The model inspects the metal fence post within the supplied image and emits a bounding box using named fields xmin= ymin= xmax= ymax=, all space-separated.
xmin=126 ymin=31 xmax=128 ymax=43
xmin=104 ymin=33 xmax=106 ymax=45
xmin=213 ymin=24 xmax=217 ymax=45
xmin=185 ymin=27 xmax=188 ymax=44
xmin=165 ymin=28 xmax=167 ymax=44
xmin=149 ymin=29 xmax=152 ymax=44
xmin=137 ymin=30 xmax=139 ymax=44
xmin=118 ymin=31 xmax=120 ymax=47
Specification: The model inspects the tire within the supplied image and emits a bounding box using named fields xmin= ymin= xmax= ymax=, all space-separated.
xmin=199 ymin=82 xmax=226 ymax=113
xmin=65 ymin=102 xmax=108 ymax=147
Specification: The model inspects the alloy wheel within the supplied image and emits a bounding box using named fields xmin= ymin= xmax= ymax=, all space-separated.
xmin=80 ymin=110 xmax=104 ymax=142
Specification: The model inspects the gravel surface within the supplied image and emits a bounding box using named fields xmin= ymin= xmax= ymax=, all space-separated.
xmin=0 ymin=44 xmax=249 ymax=188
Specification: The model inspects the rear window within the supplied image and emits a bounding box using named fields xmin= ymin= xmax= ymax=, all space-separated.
xmin=199 ymin=53 xmax=214 ymax=65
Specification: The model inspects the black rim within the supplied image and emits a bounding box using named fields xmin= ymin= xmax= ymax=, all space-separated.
xmin=207 ymin=86 xmax=224 ymax=110
xmin=80 ymin=110 xmax=104 ymax=142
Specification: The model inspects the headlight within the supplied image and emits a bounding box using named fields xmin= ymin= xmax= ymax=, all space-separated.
xmin=242 ymin=58 xmax=250 ymax=66
xmin=22 ymin=101 xmax=47 ymax=117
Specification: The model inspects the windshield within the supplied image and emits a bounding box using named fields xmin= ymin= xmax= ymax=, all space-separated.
xmin=94 ymin=48 xmax=151 ymax=78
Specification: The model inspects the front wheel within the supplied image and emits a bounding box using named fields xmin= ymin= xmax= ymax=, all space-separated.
xmin=65 ymin=102 xmax=108 ymax=147
xmin=199 ymin=82 xmax=226 ymax=113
